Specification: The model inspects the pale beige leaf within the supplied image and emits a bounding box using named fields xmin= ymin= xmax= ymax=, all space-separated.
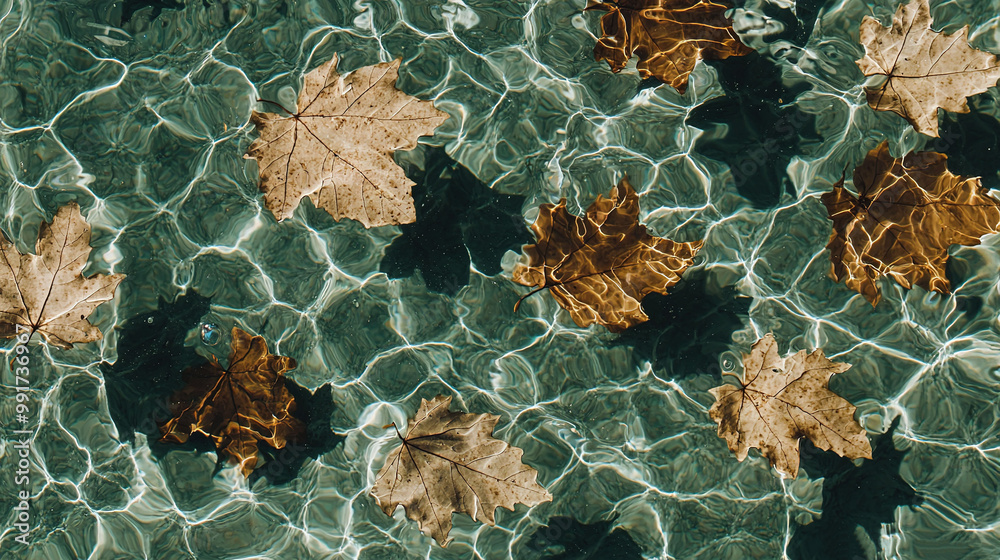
xmin=0 ymin=203 xmax=125 ymax=348
xmin=857 ymin=0 xmax=1000 ymax=137
xmin=370 ymin=395 xmax=552 ymax=546
xmin=245 ymin=55 xmax=448 ymax=227
xmin=708 ymin=334 xmax=873 ymax=478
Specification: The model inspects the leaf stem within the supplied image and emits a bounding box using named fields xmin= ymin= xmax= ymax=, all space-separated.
xmin=720 ymin=371 xmax=745 ymax=388
xmin=384 ymin=422 xmax=405 ymax=441
xmin=513 ymin=286 xmax=549 ymax=313
xmin=256 ymin=98 xmax=296 ymax=116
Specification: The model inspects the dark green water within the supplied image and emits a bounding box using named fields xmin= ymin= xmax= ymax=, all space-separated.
xmin=1 ymin=0 xmax=1000 ymax=558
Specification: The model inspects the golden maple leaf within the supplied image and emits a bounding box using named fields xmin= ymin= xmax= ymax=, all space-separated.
xmin=709 ymin=334 xmax=873 ymax=478
xmin=370 ymin=395 xmax=551 ymax=546
xmin=512 ymin=176 xmax=702 ymax=332
xmin=0 ymin=202 xmax=125 ymax=349
xmin=822 ymin=141 xmax=1000 ymax=306
xmin=586 ymin=0 xmax=752 ymax=93
xmin=160 ymin=327 xmax=305 ymax=477
xmin=857 ymin=0 xmax=1000 ymax=137
xmin=245 ymin=55 xmax=449 ymax=227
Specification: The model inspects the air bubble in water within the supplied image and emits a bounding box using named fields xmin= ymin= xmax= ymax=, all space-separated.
xmin=200 ymin=323 xmax=220 ymax=345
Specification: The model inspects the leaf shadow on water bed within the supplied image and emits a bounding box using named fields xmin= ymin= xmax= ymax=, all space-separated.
xmin=520 ymin=516 xmax=643 ymax=560
xmin=944 ymin=254 xmax=991 ymax=338
xmin=937 ymin=110 xmax=1000 ymax=191
xmin=118 ymin=0 xmax=184 ymax=24
xmin=382 ymin=147 xmax=530 ymax=296
xmin=747 ymin=0 xmax=835 ymax=47
xmin=686 ymin=52 xmax=817 ymax=208
xmin=613 ymin=273 xmax=751 ymax=377
xmin=102 ymin=291 xmax=341 ymax=485
xmin=101 ymin=291 xmax=211 ymax=445
xmin=788 ymin=417 xmax=922 ymax=560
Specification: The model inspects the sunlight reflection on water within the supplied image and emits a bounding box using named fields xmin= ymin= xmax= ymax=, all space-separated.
xmin=0 ymin=0 xmax=999 ymax=558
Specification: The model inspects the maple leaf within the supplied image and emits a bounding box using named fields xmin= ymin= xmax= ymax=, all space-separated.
xmin=0 ymin=202 xmax=125 ymax=349
xmin=245 ymin=55 xmax=449 ymax=227
xmin=586 ymin=0 xmax=752 ymax=93
xmin=857 ymin=0 xmax=1000 ymax=137
xmin=822 ymin=141 xmax=1000 ymax=306
xmin=708 ymin=334 xmax=873 ymax=478
xmin=370 ymin=395 xmax=551 ymax=546
xmin=511 ymin=176 xmax=702 ymax=332
xmin=160 ymin=327 xmax=306 ymax=477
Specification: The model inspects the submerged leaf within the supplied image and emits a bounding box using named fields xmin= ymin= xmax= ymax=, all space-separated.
xmin=160 ymin=327 xmax=305 ymax=477
xmin=857 ymin=0 xmax=1000 ymax=137
xmin=0 ymin=202 xmax=125 ymax=348
xmin=822 ymin=141 xmax=1000 ymax=306
xmin=587 ymin=0 xmax=752 ymax=93
xmin=512 ymin=177 xmax=702 ymax=332
xmin=370 ymin=395 xmax=551 ymax=546
xmin=245 ymin=55 xmax=449 ymax=227
xmin=708 ymin=334 xmax=873 ymax=478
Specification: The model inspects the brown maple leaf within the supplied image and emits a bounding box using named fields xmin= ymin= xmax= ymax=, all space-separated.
xmin=586 ymin=0 xmax=752 ymax=93
xmin=245 ymin=55 xmax=449 ymax=227
xmin=857 ymin=0 xmax=1000 ymax=137
xmin=708 ymin=334 xmax=873 ymax=478
xmin=511 ymin=176 xmax=702 ymax=332
xmin=822 ymin=141 xmax=1000 ymax=306
xmin=160 ymin=327 xmax=305 ymax=477
xmin=370 ymin=395 xmax=551 ymax=546
xmin=0 ymin=203 xmax=125 ymax=349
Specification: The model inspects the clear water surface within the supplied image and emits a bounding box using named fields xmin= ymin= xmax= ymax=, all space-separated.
xmin=1 ymin=0 xmax=1000 ymax=558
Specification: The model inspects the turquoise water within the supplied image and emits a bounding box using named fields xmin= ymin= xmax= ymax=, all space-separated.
xmin=1 ymin=0 xmax=1000 ymax=558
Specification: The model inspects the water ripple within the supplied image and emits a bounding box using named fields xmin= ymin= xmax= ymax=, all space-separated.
xmin=2 ymin=0 xmax=1000 ymax=558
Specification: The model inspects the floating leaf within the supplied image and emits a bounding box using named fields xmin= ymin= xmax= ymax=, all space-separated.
xmin=0 ymin=202 xmax=125 ymax=349
xmin=708 ymin=334 xmax=873 ymax=478
xmin=160 ymin=327 xmax=305 ymax=477
xmin=512 ymin=177 xmax=702 ymax=332
xmin=822 ymin=141 xmax=1000 ymax=306
xmin=371 ymin=395 xmax=551 ymax=546
xmin=587 ymin=0 xmax=752 ymax=93
xmin=857 ymin=0 xmax=1000 ymax=137
xmin=245 ymin=55 xmax=449 ymax=227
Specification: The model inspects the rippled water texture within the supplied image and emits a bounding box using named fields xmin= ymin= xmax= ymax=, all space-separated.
xmin=2 ymin=0 xmax=1000 ymax=558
